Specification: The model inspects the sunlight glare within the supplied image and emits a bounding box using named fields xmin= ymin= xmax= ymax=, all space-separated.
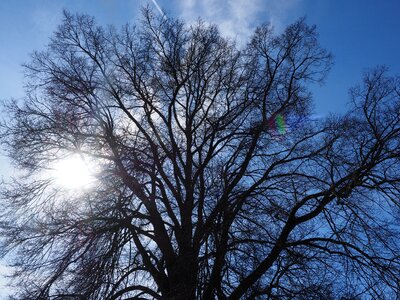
xmin=52 ymin=155 xmax=95 ymax=189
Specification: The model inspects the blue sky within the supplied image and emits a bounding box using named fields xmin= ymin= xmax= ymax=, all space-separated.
xmin=0 ymin=0 xmax=400 ymax=295
xmin=1 ymin=0 xmax=400 ymax=113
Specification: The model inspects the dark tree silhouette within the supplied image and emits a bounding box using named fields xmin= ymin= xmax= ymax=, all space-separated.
xmin=1 ymin=9 xmax=400 ymax=300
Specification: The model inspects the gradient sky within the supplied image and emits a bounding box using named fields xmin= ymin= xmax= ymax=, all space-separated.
xmin=1 ymin=0 xmax=400 ymax=111
xmin=0 ymin=0 xmax=400 ymax=294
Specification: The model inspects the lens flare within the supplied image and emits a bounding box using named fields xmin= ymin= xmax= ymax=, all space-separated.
xmin=267 ymin=114 xmax=286 ymax=135
xmin=275 ymin=114 xmax=286 ymax=135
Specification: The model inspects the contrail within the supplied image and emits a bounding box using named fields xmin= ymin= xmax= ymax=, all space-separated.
xmin=149 ymin=0 xmax=167 ymax=19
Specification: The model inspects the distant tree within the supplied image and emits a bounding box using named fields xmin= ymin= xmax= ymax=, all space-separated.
xmin=1 ymin=9 xmax=400 ymax=300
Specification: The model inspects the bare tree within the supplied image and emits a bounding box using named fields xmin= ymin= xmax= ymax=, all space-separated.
xmin=1 ymin=9 xmax=400 ymax=299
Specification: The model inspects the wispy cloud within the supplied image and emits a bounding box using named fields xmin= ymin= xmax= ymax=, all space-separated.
xmin=175 ymin=0 xmax=302 ymax=44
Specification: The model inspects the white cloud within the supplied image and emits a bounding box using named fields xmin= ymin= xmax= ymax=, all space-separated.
xmin=175 ymin=0 xmax=302 ymax=44
xmin=0 ymin=263 xmax=13 ymax=297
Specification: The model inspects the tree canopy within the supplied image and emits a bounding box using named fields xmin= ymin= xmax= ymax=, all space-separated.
xmin=1 ymin=9 xmax=400 ymax=300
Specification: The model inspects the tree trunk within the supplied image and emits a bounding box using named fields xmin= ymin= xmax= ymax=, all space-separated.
xmin=166 ymin=252 xmax=198 ymax=299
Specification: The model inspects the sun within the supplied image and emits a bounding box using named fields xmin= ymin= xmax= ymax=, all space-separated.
xmin=52 ymin=155 xmax=95 ymax=189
